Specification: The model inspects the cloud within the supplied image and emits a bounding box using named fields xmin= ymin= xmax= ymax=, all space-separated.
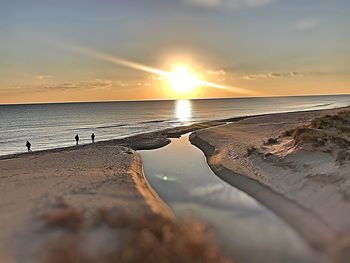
xmin=290 ymin=71 xmax=303 ymax=77
xmin=42 ymin=79 xmax=113 ymax=91
xmin=137 ymin=81 xmax=151 ymax=87
xmin=150 ymin=75 xmax=164 ymax=81
xmin=0 ymin=86 xmax=28 ymax=96
xmin=184 ymin=0 xmax=222 ymax=8
xmin=242 ymin=73 xmax=270 ymax=80
xmin=207 ymin=69 xmax=227 ymax=76
xmin=2 ymin=78 xmax=143 ymax=97
xmin=115 ymin=80 xmax=129 ymax=87
xmin=35 ymin=75 xmax=52 ymax=80
xmin=295 ymin=19 xmax=319 ymax=32
xmin=242 ymin=71 xmax=325 ymax=80
xmin=183 ymin=0 xmax=274 ymax=10
xmin=206 ymin=69 xmax=227 ymax=82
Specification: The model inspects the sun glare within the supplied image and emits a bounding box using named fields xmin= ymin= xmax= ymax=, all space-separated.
xmin=167 ymin=66 xmax=199 ymax=95
xmin=175 ymin=99 xmax=192 ymax=123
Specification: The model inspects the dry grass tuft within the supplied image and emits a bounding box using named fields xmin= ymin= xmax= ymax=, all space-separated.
xmin=40 ymin=206 xmax=84 ymax=232
xmin=330 ymin=235 xmax=350 ymax=263
xmin=292 ymin=127 xmax=331 ymax=148
xmin=39 ymin=206 xmax=232 ymax=263
xmin=336 ymin=150 xmax=350 ymax=165
xmin=105 ymin=211 xmax=230 ymax=263
xmin=277 ymin=110 xmax=350 ymax=164
xmin=40 ymin=234 xmax=82 ymax=263
xmin=246 ymin=147 xmax=257 ymax=156
xmin=264 ymin=138 xmax=278 ymax=145
xmin=282 ymin=129 xmax=295 ymax=137
xmin=311 ymin=111 xmax=350 ymax=133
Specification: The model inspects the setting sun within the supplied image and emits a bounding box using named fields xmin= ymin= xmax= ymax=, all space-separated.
xmin=167 ymin=66 xmax=199 ymax=95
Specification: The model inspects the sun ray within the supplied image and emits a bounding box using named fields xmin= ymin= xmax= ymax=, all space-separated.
xmin=55 ymin=41 xmax=255 ymax=96
xmin=60 ymin=44 xmax=168 ymax=77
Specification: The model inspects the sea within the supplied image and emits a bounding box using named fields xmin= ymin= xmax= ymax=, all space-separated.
xmin=0 ymin=94 xmax=349 ymax=156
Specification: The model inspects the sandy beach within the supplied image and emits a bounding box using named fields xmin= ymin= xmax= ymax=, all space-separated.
xmin=0 ymin=121 xmax=232 ymax=262
xmin=0 ymin=106 xmax=349 ymax=262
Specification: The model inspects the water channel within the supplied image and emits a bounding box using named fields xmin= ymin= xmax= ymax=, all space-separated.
xmin=139 ymin=134 xmax=322 ymax=263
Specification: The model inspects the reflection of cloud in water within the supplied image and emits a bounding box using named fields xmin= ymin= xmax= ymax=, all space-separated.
xmin=191 ymin=183 xmax=264 ymax=208
xmin=191 ymin=183 xmax=224 ymax=197
xmin=193 ymin=193 xmax=266 ymax=217
xmin=189 ymin=183 xmax=266 ymax=217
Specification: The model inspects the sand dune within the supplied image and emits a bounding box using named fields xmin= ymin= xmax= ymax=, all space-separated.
xmin=190 ymin=107 xmax=350 ymax=261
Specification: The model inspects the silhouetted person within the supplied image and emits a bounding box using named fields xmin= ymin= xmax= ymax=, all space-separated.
xmin=75 ymin=134 xmax=79 ymax=145
xmin=26 ymin=141 xmax=31 ymax=152
xmin=91 ymin=133 xmax=95 ymax=143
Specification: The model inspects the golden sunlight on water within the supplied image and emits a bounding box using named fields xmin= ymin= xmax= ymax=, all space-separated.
xmin=175 ymin=99 xmax=192 ymax=122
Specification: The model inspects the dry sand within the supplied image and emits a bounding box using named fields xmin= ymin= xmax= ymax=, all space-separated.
xmin=0 ymin=144 xmax=171 ymax=261
xmin=190 ymin=106 xmax=350 ymax=261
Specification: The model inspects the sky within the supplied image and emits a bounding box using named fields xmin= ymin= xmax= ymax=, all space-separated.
xmin=0 ymin=0 xmax=349 ymax=104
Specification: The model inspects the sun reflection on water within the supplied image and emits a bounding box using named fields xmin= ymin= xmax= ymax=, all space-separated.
xmin=175 ymin=99 xmax=192 ymax=123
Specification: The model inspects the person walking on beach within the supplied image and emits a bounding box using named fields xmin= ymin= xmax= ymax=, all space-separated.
xmin=26 ymin=141 xmax=31 ymax=152
xmin=91 ymin=133 xmax=95 ymax=143
xmin=75 ymin=134 xmax=79 ymax=145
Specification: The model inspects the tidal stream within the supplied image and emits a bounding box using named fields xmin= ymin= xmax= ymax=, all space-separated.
xmin=139 ymin=134 xmax=322 ymax=263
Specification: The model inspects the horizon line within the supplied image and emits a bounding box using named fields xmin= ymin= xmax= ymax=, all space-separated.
xmin=0 ymin=92 xmax=349 ymax=106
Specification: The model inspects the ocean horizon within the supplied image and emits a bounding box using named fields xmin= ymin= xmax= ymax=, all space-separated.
xmin=1 ymin=94 xmax=349 ymax=156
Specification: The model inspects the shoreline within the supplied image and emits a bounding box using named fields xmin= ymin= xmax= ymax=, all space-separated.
xmin=1 ymin=105 xmax=349 ymax=160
